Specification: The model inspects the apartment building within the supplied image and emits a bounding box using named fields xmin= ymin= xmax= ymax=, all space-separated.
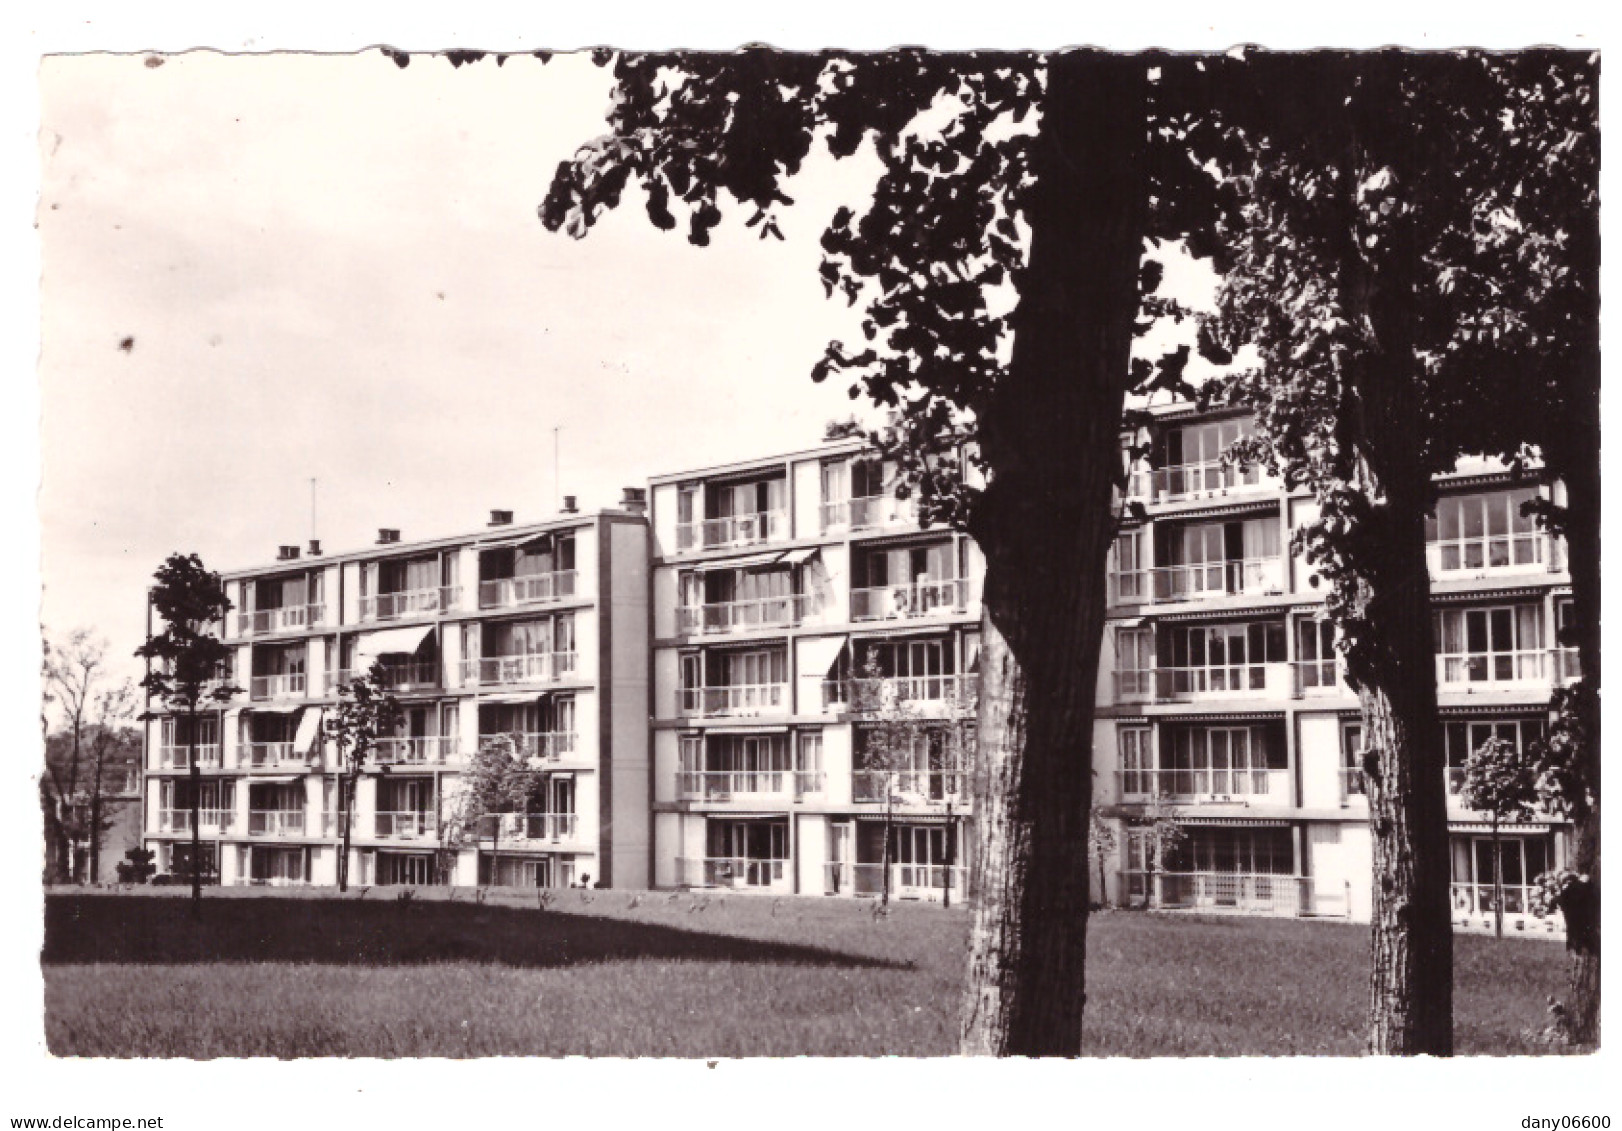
xmin=646 ymin=438 xmax=983 ymax=902
xmin=141 ymin=496 xmax=650 ymax=890
xmin=1095 ymin=404 xmax=1574 ymax=933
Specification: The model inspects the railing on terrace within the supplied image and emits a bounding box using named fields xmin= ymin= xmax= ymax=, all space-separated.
xmin=250 ymin=673 xmax=307 ymax=700
xmin=1155 ymin=663 xmax=1294 ymax=700
xmin=675 ymin=683 xmax=789 ymax=718
xmin=474 ymin=730 xmax=578 ymax=763
xmin=824 ymin=862 xmax=965 ymax=899
xmin=158 ymin=808 xmax=235 ymax=834
xmin=373 ymin=811 xmax=435 ymax=840
xmin=1434 ymin=650 xmax=1546 ymax=688
xmin=460 ymin=652 xmax=577 ymax=687
xmin=237 ymin=604 xmax=325 ymax=636
xmin=1115 ymin=768 xmax=1289 ymax=803
xmin=479 ymin=571 xmax=578 ymax=610
xmin=372 ymin=736 xmax=459 ymax=766
xmin=157 ymin=744 xmax=222 ymax=770
xmin=1143 ymin=460 xmax=1265 ymax=503
xmin=795 ymin=770 xmax=826 ymax=798
xmin=360 ymin=587 xmax=458 ymax=622
xmin=822 ymin=674 xmax=978 ymax=713
xmin=675 ymin=510 xmax=789 ymax=552
xmin=678 ymin=593 xmax=819 ymax=635
xmin=482 ymin=812 xmax=579 ymax=842
xmin=247 ymin=809 xmax=306 ymax=836
xmin=820 ymin=495 xmax=918 ymax=531
xmin=850 ymin=578 xmax=975 ymax=622
xmin=328 ymin=662 xmax=441 ymax=694
xmin=1121 ymin=871 xmax=1326 ymax=918
xmin=1149 ymin=557 xmax=1285 ymax=603
xmin=676 ymin=856 xmax=789 ymax=889
xmin=244 ymin=741 xmax=305 ymax=770
xmin=676 ymin=769 xmax=793 ymax=801
xmin=852 ymin=770 xmax=966 ymax=804
xmin=1450 ymin=882 xmax=1556 ymax=923
xmin=1425 ymin=537 xmax=1545 ymax=576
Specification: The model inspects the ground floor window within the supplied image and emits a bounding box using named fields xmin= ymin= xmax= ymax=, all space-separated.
xmin=376 ymin=851 xmax=435 ymax=886
xmin=247 ymin=845 xmax=306 ymax=884
xmin=480 ymin=854 xmax=575 ymax=888
xmin=165 ymin=841 xmax=219 ymax=882
xmin=1165 ymin=826 xmax=1294 ymax=876
xmin=1450 ymin=834 xmax=1551 ymax=916
xmin=705 ymin=819 xmax=788 ymax=887
xmin=1443 ymin=717 xmax=1545 ymax=793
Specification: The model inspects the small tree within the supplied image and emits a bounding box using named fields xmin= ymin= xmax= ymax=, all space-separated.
xmin=850 ymin=655 xmax=922 ymax=906
xmin=134 ymin=554 xmax=240 ymax=915
xmin=458 ymin=733 xmax=538 ymax=888
xmin=1086 ymin=808 xmax=1118 ymax=909
xmin=115 ymin=846 xmax=157 ymax=885
xmin=325 ymin=662 xmax=402 ymax=892
xmin=1132 ymin=792 xmax=1186 ymax=911
xmin=1457 ymin=736 xmax=1540 ymax=939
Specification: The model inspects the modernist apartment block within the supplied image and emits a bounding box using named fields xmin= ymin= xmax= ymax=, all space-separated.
xmin=141 ymin=497 xmax=650 ymax=889
xmin=1095 ymin=404 xmax=1575 ymax=932
xmin=647 ymin=439 xmax=983 ymax=902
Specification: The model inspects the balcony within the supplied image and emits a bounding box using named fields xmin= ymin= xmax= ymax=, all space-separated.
xmin=328 ymin=662 xmax=441 ymax=694
xmin=1112 ymin=558 xmax=1285 ymax=605
xmin=678 ymin=593 xmax=819 ymax=635
xmin=851 ymin=577 xmax=975 ymax=622
xmin=460 ymin=652 xmax=578 ymax=688
xmin=1426 ymin=536 xmax=1545 ymax=578
xmin=1122 ymin=871 xmax=1322 ymax=918
xmin=852 ymin=770 xmax=965 ymax=805
xmin=360 ymin=587 xmax=458 ymax=622
xmin=823 ymin=674 xmax=978 ymax=714
xmin=824 ymin=862 xmax=965 ymax=900
xmin=821 ymin=494 xmax=918 ymax=533
xmin=1435 ymin=649 xmax=1547 ymax=690
xmin=1130 ymin=460 xmax=1265 ymax=504
xmin=1451 ymin=882 xmax=1559 ymax=928
xmin=676 ymin=510 xmax=788 ymax=553
xmin=1114 ymin=663 xmax=1294 ymax=705
xmin=244 ymin=741 xmax=306 ymax=771
xmin=248 ymin=809 xmax=306 ymax=837
xmin=479 ymin=571 xmax=578 ymax=611
xmin=480 ymin=730 xmax=578 ymax=764
xmin=1116 ymin=767 xmax=1289 ymax=804
xmin=157 ymin=744 xmax=222 ymax=770
xmin=374 ymin=811 xmax=436 ymax=840
xmin=484 ymin=812 xmax=579 ymax=842
xmin=676 ymin=769 xmax=794 ymax=801
xmin=157 ymin=808 xmax=235 ymax=834
xmin=373 ymin=736 xmax=459 ymax=767
xmin=676 ymin=856 xmax=790 ymax=890
xmin=676 ymin=683 xmax=789 ymax=718
xmin=250 ymin=673 xmax=307 ymax=701
xmin=237 ymin=604 xmax=325 ymax=637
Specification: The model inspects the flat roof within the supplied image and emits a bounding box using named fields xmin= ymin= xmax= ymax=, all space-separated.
xmin=647 ymin=436 xmax=869 ymax=487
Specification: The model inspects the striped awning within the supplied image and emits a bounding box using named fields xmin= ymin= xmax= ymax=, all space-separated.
xmin=853 ymin=812 xmax=958 ymax=825
xmin=1176 ymin=816 xmax=1291 ymax=828
xmin=1161 ymin=711 xmax=1286 ymax=724
xmin=1449 ymin=822 xmax=1556 ymax=836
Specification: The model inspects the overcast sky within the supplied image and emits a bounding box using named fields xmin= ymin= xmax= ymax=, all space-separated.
xmin=39 ymin=50 xmax=887 ymax=685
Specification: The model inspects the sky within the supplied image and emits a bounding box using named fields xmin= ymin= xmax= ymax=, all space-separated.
xmin=38 ymin=50 xmax=886 ymax=687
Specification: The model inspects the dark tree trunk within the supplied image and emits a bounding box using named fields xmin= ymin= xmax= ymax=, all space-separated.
xmin=1554 ymin=434 xmax=1600 ymax=1045
xmin=958 ymin=50 xmax=1147 ymax=1057
xmin=338 ymin=773 xmax=354 ymax=892
xmin=188 ymin=708 xmax=202 ymax=917
xmin=1491 ymin=818 xmax=1504 ymax=940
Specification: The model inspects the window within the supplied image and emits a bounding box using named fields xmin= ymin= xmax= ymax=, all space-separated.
xmin=1451 ymin=835 xmax=1551 ymax=915
xmin=1340 ymin=722 xmax=1366 ymax=800
xmin=1167 ymin=827 xmax=1293 ymax=876
xmin=1156 ymin=517 xmax=1280 ymax=599
xmin=1427 ymin=489 xmax=1541 ymax=572
xmin=1113 ymin=529 xmax=1146 ymax=601
xmin=1156 ymin=418 xmax=1259 ymax=497
xmin=1115 ymin=628 xmax=1153 ymax=697
xmin=1444 ymin=718 xmax=1545 ymax=794
xmin=1164 ymin=725 xmax=1285 ymax=798
xmin=1434 ymin=605 xmax=1543 ymax=684
xmin=1296 ymin=618 xmax=1338 ymax=689
xmin=1119 ymin=726 xmax=1153 ymax=795
xmin=796 ymin=729 xmax=825 ymax=795
xmin=1165 ymin=621 xmax=1286 ymax=694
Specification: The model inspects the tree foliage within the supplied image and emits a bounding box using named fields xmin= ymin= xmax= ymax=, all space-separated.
xmin=326 ymin=662 xmax=403 ymax=892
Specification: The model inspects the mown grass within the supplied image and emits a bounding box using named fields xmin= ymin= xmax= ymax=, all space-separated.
xmin=42 ymin=888 xmax=1571 ymax=1057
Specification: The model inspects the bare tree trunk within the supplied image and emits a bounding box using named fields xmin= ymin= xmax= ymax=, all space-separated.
xmin=881 ymin=794 xmax=892 ymax=907
xmin=338 ymin=773 xmax=354 ymax=892
xmin=188 ymin=708 xmax=202 ymax=917
xmin=1492 ymin=817 xmax=1504 ymax=940
xmin=957 ymin=51 xmax=1146 ymax=1057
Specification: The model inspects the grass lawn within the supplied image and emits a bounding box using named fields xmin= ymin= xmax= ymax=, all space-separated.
xmin=42 ymin=887 xmax=1572 ymax=1057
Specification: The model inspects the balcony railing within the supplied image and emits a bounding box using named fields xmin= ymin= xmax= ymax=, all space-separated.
xmin=824 ymin=862 xmax=965 ymax=899
xmin=1122 ymin=871 xmax=1323 ymax=918
xmin=1111 ymin=558 xmax=1286 ymax=605
xmin=823 ymin=674 xmax=978 ymax=713
xmin=479 ymin=571 xmax=578 ymax=610
xmin=373 ymin=736 xmax=459 ymax=766
xmin=795 ymin=770 xmax=826 ymax=798
xmin=675 ymin=683 xmax=789 ymax=718
xmin=676 ymin=856 xmax=789 ymax=889
xmin=248 ymin=809 xmax=306 ymax=836
xmin=360 ymin=587 xmax=458 ymax=622
xmin=237 ymin=604 xmax=325 ymax=636
xmin=1451 ymin=882 xmax=1556 ymax=924
xmin=1426 ymin=537 xmax=1545 ymax=576
xmin=483 ymin=812 xmax=579 ymax=842
xmin=250 ymin=672 xmax=307 ymax=700
xmin=820 ymin=495 xmax=919 ymax=532
xmin=675 ymin=510 xmax=789 ymax=552
xmin=477 ymin=731 xmax=578 ymax=763
xmin=244 ymin=741 xmax=306 ymax=770
xmin=852 ymin=770 xmax=965 ymax=804
xmin=328 ymin=662 xmax=442 ymax=694
xmin=1116 ymin=768 xmax=1289 ymax=803
xmin=1143 ymin=460 xmax=1264 ymax=503
xmin=461 ymin=652 xmax=577 ymax=688
xmin=1435 ymin=649 xmax=1546 ymax=688
xmin=850 ymin=578 xmax=974 ymax=622
xmin=157 ymin=744 xmax=222 ymax=770
xmin=678 ymin=593 xmax=818 ymax=635
xmin=676 ymin=769 xmax=794 ymax=800
xmin=158 ymin=808 xmax=235 ymax=834
xmin=1142 ymin=663 xmax=1294 ymax=702
xmin=374 ymin=811 xmax=436 ymax=840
